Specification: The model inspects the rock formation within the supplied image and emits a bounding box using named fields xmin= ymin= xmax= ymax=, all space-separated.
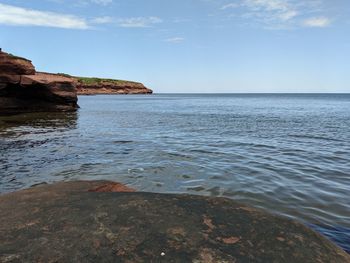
xmin=0 ymin=51 xmax=79 ymax=114
xmin=0 ymin=50 xmax=152 ymax=114
xmin=73 ymin=77 xmax=153 ymax=95
xmin=0 ymin=180 xmax=349 ymax=262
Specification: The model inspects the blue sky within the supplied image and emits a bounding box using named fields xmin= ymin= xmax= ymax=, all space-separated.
xmin=0 ymin=0 xmax=349 ymax=93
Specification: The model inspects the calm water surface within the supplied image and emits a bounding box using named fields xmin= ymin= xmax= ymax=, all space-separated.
xmin=1 ymin=94 xmax=350 ymax=252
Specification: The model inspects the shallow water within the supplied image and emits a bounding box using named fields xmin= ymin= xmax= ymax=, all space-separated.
xmin=1 ymin=94 xmax=350 ymax=252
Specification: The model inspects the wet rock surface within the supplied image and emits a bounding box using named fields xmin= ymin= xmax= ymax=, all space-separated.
xmin=0 ymin=51 xmax=78 ymax=114
xmin=0 ymin=181 xmax=349 ymax=263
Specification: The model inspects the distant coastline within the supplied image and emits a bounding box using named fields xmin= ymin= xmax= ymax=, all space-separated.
xmin=61 ymin=74 xmax=153 ymax=95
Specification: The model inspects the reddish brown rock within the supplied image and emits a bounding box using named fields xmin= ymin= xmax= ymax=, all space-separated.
xmin=0 ymin=51 xmax=35 ymax=75
xmin=0 ymin=74 xmax=21 ymax=85
xmin=0 ymin=180 xmax=349 ymax=262
xmin=76 ymin=80 xmax=153 ymax=95
xmin=0 ymin=50 xmax=78 ymax=114
xmin=20 ymin=72 xmax=75 ymax=86
xmin=1 ymin=50 xmax=152 ymax=114
xmin=88 ymin=182 xmax=135 ymax=192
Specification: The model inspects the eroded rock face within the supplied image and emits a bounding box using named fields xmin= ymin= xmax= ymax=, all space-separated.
xmin=0 ymin=52 xmax=35 ymax=76
xmin=0 ymin=180 xmax=349 ymax=263
xmin=76 ymin=82 xmax=153 ymax=95
xmin=0 ymin=51 xmax=78 ymax=114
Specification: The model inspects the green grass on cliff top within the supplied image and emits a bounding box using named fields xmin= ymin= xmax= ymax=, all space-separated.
xmin=57 ymin=74 xmax=141 ymax=86
xmin=78 ymin=77 xmax=140 ymax=85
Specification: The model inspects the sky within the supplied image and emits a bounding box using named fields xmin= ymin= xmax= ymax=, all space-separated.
xmin=0 ymin=0 xmax=349 ymax=93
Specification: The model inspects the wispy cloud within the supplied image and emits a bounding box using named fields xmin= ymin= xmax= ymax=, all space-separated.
xmin=90 ymin=0 xmax=113 ymax=5
xmin=220 ymin=0 xmax=331 ymax=29
xmin=0 ymin=3 xmax=88 ymax=29
xmin=220 ymin=3 xmax=240 ymax=10
xmin=117 ymin=17 xmax=162 ymax=28
xmin=92 ymin=16 xmax=163 ymax=28
xmin=49 ymin=0 xmax=113 ymax=6
xmin=92 ymin=16 xmax=114 ymax=24
xmin=240 ymin=0 xmax=298 ymax=24
xmin=0 ymin=3 xmax=163 ymax=30
xmin=303 ymin=17 xmax=331 ymax=27
xmin=164 ymin=37 xmax=185 ymax=43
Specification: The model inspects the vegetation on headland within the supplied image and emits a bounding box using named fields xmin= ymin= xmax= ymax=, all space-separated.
xmin=57 ymin=73 xmax=142 ymax=86
xmin=77 ymin=77 xmax=141 ymax=86
xmin=55 ymin=73 xmax=152 ymax=94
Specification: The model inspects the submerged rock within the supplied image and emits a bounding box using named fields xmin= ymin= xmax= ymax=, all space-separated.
xmin=0 ymin=181 xmax=349 ymax=262
xmin=0 ymin=51 xmax=78 ymax=114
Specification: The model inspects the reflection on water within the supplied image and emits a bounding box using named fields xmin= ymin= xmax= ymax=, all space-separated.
xmin=0 ymin=112 xmax=78 ymax=192
xmin=0 ymin=111 xmax=77 ymax=131
xmin=0 ymin=94 xmax=350 ymax=253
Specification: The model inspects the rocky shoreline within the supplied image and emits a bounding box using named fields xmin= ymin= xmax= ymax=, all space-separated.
xmin=0 ymin=50 xmax=152 ymax=114
xmin=0 ymin=51 xmax=78 ymax=113
xmin=2 ymin=51 xmax=349 ymax=262
xmin=0 ymin=181 xmax=349 ymax=262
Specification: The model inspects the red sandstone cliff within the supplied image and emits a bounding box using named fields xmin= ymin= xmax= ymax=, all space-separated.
xmin=73 ymin=77 xmax=153 ymax=95
xmin=0 ymin=50 xmax=153 ymax=114
xmin=0 ymin=51 xmax=78 ymax=113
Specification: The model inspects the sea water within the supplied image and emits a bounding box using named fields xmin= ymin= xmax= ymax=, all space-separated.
xmin=1 ymin=94 xmax=349 ymax=252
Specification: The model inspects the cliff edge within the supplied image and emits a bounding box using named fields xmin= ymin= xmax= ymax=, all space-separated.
xmin=0 ymin=50 xmax=153 ymax=114
xmin=0 ymin=51 xmax=78 ymax=114
xmin=74 ymin=76 xmax=153 ymax=95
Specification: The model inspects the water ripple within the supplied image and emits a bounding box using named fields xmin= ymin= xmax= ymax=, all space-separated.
xmin=1 ymin=94 xmax=350 ymax=252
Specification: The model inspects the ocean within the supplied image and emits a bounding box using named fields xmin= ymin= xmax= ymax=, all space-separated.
xmin=1 ymin=93 xmax=349 ymax=252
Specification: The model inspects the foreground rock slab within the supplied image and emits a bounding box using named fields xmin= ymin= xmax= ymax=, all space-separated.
xmin=0 ymin=181 xmax=349 ymax=263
